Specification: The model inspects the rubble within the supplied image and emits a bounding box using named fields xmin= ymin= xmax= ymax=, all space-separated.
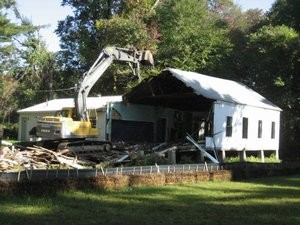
xmin=0 ymin=140 xmax=202 ymax=172
xmin=0 ymin=145 xmax=95 ymax=172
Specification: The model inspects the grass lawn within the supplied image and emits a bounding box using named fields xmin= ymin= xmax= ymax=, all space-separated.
xmin=0 ymin=175 xmax=299 ymax=225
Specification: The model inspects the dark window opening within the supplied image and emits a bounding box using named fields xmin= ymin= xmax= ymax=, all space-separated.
xmin=258 ymin=120 xmax=262 ymax=138
xmin=111 ymin=120 xmax=154 ymax=142
xmin=205 ymin=112 xmax=214 ymax=137
xmin=205 ymin=120 xmax=213 ymax=137
xmin=242 ymin=117 xmax=248 ymax=139
xmin=226 ymin=116 xmax=232 ymax=137
xmin=271 ymin=121 xmax=275 ymax=139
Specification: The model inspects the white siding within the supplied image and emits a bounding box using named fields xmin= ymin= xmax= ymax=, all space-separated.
xmin=97 ymin=111 xmax=107 ymax=140
xmin=206 ymin=101 xmax=280 ymax=151
xmin=18 ymin=112 xmax=56 ymax=141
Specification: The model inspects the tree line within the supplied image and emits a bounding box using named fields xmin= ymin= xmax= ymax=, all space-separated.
xmin=0 ymin=0 xmax=299 ymax=159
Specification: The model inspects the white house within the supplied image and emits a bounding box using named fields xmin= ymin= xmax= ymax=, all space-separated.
xmin=122 ymin=68 xmax=282 ymax=161
xmin=17 ymin=96 xmax=122 ymax=141
xmin=17 ymin=68 xmax=281 ymax=162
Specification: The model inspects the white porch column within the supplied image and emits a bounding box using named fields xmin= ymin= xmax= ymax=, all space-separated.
xmin=221 ymin=150 xmax=226 ymax=162
xmin=239 ymin=150 xmax=246 ymax=162
xmin=275 ymin=150 xmax=279 ymax=160
xmin=258 ymin=150 xmax=265 ymax=163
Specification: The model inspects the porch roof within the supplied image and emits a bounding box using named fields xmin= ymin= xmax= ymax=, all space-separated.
xmin=18 ymin=96 xmax=122 ymax=113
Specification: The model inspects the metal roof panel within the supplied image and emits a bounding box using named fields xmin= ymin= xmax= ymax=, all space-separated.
xmin=168 ymin=68 xmax=281 ymax=111
xmin=18 ymin=96 xmax=122 ymax=113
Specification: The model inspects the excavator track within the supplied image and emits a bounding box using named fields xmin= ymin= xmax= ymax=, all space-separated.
xmin=57 ymin=140 xmax=112 ymax=160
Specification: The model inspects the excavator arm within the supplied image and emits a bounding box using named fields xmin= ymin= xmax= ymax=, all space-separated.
xmin=74 ymin=46 xmax=154 ymax=121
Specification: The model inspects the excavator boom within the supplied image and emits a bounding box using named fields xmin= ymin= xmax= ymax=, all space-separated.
xmin=36 ymin=46 xmax=153 ymax=142
xmin=75 ymin=46 xmax=154 ymax=121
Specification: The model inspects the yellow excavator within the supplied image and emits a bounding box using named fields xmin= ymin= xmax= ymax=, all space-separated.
xmin=36 ymin=46 xmax=153 ymax=153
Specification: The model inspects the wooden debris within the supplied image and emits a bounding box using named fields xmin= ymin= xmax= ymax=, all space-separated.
xmin=0 ymin=145 xmax=93 ymax=172
xmin=1 ymin=141 xmax=199 ymax=172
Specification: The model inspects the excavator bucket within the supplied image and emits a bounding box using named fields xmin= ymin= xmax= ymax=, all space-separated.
xmin=140 ymin=50 xmax=154 ymax=67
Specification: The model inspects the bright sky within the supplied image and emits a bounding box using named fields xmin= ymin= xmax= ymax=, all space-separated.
xmin=13 ymin=0 xmax=276 ymax=52
xmin=14 ymin=0 xmax=73 ymax=52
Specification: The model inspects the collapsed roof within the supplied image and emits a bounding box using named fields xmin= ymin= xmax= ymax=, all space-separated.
xmin=123 ymin=68 xmax=281 ymax=111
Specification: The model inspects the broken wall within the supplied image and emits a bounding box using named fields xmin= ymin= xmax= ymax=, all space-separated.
xmin=107 ymin=102 xmax=176 ymax=143
xmin=107 ymin=102 xmax=211 ymax=143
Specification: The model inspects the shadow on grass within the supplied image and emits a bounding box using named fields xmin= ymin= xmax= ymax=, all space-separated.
xmin=0 ymin=176 xmax=300 ymax=225
xmin=246 ymin=174 xmax=300 ymax=188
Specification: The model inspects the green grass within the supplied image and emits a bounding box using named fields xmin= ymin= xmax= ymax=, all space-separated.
xmin=225 ymin=153 xmax=281 ymax=163
xmin=1 ymin=175 xmax=300 ymax=225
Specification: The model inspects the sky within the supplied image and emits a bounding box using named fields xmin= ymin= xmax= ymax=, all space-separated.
xmin=13 ymin=0 xmax=276 ymax=52
xmin=13 ymin=0 xmax=73 ymax=52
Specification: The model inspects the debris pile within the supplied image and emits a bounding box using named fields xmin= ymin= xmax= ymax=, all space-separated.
xmin=0 ymin=140 xmax=203 ymax=172
xmin=0 ymin=145 xmax=93 ymax=172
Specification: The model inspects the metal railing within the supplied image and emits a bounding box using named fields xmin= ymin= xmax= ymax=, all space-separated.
xmin=0 ymin=163 xmax=221 ymax=182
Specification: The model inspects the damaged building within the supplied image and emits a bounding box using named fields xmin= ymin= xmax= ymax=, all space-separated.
xmin=18 ymin=68 xmax=281 ymax=163
xmin=107 ymin=68 xmax=281 ymax=162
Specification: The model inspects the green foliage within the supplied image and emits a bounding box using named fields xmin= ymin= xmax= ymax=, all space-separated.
xmin=0 ymin=2 xmax=59 ymax=124
xmin=0 ymin=0 xmax=16 ymax=9
xmin=96 ymin=15 xmax=156 ymax=51
xmin=129 ymin=153 xmax=170 ymax=166
xmin=56 ymin=0 xmax=158 ymax=95
xmin=224 ymin=156 xmax=240 ymax=163
xmin=0 ymin=3 xmax=36 ymax=74
xmin=0 ymin=75 xmax=18 ymax=123
xmin=268 ymin=0 xmax=300 ymax=32
xmin=1 ymin=122 xmax=18 ymax=139
xmin=244 ymin=25 xmax=300 ymax=155
xmin=16 ymin=35 xmax=58 ymax=106
xmin=224 ymin=154 xmax=281 ymax=163
xmin=57 ymin=0 xmax=124 ymax=70
xmin=265 ymin=153 xmax=281 ymax=163
xmin=96 ymin=0 xmax=158 ymax=51
xmin=155 ymin=0 xmax=233 ymax=73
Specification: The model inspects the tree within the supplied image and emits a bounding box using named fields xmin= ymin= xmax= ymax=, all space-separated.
xmin=268 ymin=0 xmax=300 ymax=32
xmin=0 ymin=0 xmax=35 ymax=74
xmin=55 ymin=0 xmax=126 ymax=95
xmin=0 ymin=75 xmax=18 ymax=123
xmin=94 ymin=0 xmax=159 ymax=93
xmin=244 ymin=25 xmax=300 ymax=158
xmin=14 ymin=33 xmax=59 ymax=107
xmin=215 ymin=8 xmax=267 ymax=80
xmin=0 ymin=1 xmax=39 ymax=122
xmin=56 ymin=0 xmax=124 ymax=71
xmin=155 ymin=0 xmax=233 ymax=74
xmin=56 ymin=0 xmax=158 ymax=95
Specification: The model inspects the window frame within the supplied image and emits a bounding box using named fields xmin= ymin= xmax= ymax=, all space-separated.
xmin=242 ymin=117 xmax=248 ymax=139
xmin=271 ymin=121 xmax=276 ymax=139
xmin=226 ymin=116 xmax=233 ymax=137
xmin=258 ymin=120 xmax=263 ymax=138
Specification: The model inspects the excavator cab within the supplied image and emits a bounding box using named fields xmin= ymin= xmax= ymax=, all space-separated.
xmin=54 ymin=108 xmax=74 ymax=118
xmin=36 ymin=107 xmax=99 ymax=140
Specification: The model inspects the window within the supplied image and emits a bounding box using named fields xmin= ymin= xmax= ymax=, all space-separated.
xmin=242 ymin=117 xmax=248 ymax=139
xmin=271 ymin=122 xmax=276 ymax=139
xmin=226 ymin=116 xmax=232 ymax=137
xmin=258 ymin=120 xmax=262 ymax=138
